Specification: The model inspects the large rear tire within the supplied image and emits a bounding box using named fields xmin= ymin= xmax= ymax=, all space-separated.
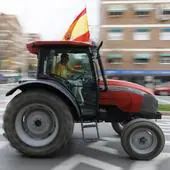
xmin=3 ymin=90 xmax=74 ymax=157
xmin=121 ymin=119 xmax=165 ymax=160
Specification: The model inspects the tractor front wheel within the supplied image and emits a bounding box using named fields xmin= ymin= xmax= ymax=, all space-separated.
xmin=3 ymin=90 xmax=74 ymax=157
xmin=121 ymin=119 xmax=165 ymax=160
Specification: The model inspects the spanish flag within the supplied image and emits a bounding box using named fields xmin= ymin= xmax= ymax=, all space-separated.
xmin=63 ymin=8 xmax=90 ymax=42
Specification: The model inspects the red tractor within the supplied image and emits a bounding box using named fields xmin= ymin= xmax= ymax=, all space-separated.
xmin=3 ymin=40 xmax=165 ymax=160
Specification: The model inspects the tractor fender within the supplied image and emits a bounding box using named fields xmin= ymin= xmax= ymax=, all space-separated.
xmin=6 ymin=80 xmax=81 ymax=120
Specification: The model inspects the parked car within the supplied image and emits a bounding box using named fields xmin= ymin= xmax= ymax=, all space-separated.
xmin=153 ymin=82 xmax=170 ymax=95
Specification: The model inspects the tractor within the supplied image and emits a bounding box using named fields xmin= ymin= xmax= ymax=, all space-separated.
xmin=3 ymin=40 xmax=165 ymax=160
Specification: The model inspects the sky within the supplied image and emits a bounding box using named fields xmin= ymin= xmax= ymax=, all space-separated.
xmin=0 ymin=0 xmax=99 ymax=40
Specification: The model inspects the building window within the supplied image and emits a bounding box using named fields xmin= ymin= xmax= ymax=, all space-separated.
xmin=133 ymin=53 xmax=151 ymax=64
xmin=133 ymin=28 xmax=151 ymax=40
xmin=163 ymin=10 xmax=170 ymax=15
xmin=107 ymin=5 xmax=127 ymax=16
xmin=135 ymin=11 xmax=150 ymax=16
xmin=160 ymin=53 xmax=170 ymax=64
xmin=107 ymin=54 xmax=123 ymax=64
xmin=133 ymin=4 xmax=153 ymax=16
xmin=107 ymin=28 xmax=123 ymax=40
xmin=156 ymin=4 xmax=170 ymax=21
xmin=160 ymin=28 xmax=170 ymax=40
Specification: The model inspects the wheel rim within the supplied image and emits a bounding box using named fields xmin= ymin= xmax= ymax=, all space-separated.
xmin=15 ymin=103 xmax=59 ymax=147
xmin=129 ymin=128 xmax=158 ymax=155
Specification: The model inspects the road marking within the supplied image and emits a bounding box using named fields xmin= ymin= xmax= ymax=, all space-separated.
xmin=88 ymin=138 xmax=119 ymax=155
xmin=130 ymin=153 xmax=170 ymax=170
xmin=0 ymin=108 xmax=5 ymax=112
xmin=0 ymin=129 xmax=4 ymax=135
xmin=157 ymin=99 xmax=170 ymax=104
xmin=52 ymin=137 xmax=170 ymax=170
xmin=161 ymin=129 xmax=170 ymax=132
xmin=0 ymin=141 xmax=8 ymax=149
xmin=51 ymin=154 xmax=121 ymax=170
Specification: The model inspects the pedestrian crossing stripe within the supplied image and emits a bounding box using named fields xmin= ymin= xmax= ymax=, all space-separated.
xmin=0 ymin=141 xmax=8 ymax=149
xmin=51 ymin=152 xmax=170 ymax=170
xmin=51 ymin=154 xmax=121 ymax=170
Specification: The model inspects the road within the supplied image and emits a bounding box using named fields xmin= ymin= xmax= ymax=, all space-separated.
xmin=156 ymin=95 xmax=170 ymax=104
xmin=0 ymin=101 xmax=169 ymax=170
xmin=0 ymin=85 xmax=170 ymax=170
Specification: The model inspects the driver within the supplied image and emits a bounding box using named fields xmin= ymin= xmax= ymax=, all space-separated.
xmin=55 ymin=53 xmax=82 ymax=79
xmin=55 ymin=53 xmax=84 ymax=104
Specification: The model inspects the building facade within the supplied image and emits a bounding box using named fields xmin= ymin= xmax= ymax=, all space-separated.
xmin=100 ymin=0 xmax=170 ymax=86
xmin=24 ymin=33 xmax=41 ymax=77
xmin=0 ymin=13 xmax=26 ymax=72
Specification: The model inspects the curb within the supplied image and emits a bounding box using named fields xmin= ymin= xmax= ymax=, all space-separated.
xmin=160 ymin=111 xmax=170 ymax=116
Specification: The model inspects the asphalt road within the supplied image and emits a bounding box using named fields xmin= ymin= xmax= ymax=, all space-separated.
xmin=0 ymin=103 xmax=170 ymax=170
xmin=0 ymin=87 xmax=170 ymax=170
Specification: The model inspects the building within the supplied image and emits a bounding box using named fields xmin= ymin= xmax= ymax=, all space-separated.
xmin=24 ymin=33 xmax=41 ymax=77
xmin=100 ymin=0 xmax=170 ymax=86
xmin=0 ymin=13 xmax=26 ymax=72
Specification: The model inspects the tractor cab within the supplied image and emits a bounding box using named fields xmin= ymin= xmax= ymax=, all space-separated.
xmin=26 ymin=40 xmax=106 ymax=118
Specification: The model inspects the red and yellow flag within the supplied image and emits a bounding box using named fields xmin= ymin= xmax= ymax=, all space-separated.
xmin=63 ymin=8 xmax=90 ymax=42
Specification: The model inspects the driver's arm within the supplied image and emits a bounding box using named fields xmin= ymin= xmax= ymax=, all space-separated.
xmin=67 ymin=66 xmax=83 ymax=73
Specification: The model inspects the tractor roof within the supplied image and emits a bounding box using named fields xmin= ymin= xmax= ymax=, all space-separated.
xmin=26 ymin=40 xmax=92 ymax=54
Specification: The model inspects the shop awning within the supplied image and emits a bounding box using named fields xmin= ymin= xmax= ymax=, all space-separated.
xmin=135 ymin=28 xmax=151 ymax=32
xmin=107 ymin=5 xmax=127 ymax=12
xmin=108 ymin=54 xmax=122 ymax=59
xmin=134 ymin=53 xmax=151 ymax=59
xmin=160 ymin=53 xmax=170 ymax=57
xmin=133 ymin=4 xmax=153 ymax=12
xmin=104 ymin=70 xmax=170 ymax=75
xmin=160 ymin=28 xmax=170 ymax=32
xmin=110 ymin=28 xmax=123 ymax=32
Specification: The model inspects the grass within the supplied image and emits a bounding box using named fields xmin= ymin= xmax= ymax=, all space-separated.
xmin=159 ymin=104 xmax=170 ymax=111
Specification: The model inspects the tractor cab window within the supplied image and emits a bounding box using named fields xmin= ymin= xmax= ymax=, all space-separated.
xmin=41 ymin=48 xmax=96 ymax=105
xmin=44 ymin=50 xmax=92 ymax=80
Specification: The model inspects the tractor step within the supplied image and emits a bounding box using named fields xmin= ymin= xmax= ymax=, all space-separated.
xmin=81 ymin=121 xmax=100 ymax=142
xmin=82 ymin=124 xmax=97 ymax=128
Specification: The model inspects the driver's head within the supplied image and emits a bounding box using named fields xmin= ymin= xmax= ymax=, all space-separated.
xmin=60 ymin=53 xmax=69 ymax=64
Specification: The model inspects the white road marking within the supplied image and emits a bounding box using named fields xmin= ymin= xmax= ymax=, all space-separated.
xmin=51 ymin=154 xmax=121 ymax=170
xmin=130 ymin=153 xmax=170 ymax=170
xmin=88 ymin=138 xmax=119 ymax=155
xmin=0 ymin=141 xmax=8 ymax=149
xmin=0 ymin=129 xmax=4 ymax=135
xmin=157 ymin=99 xmax=170 ymax=104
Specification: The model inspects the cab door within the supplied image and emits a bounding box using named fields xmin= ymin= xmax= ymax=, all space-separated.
xmin=67 ymin=53 xmax=98 ymax=117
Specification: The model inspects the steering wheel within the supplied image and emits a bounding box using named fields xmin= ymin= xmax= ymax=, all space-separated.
xmin=68 ymin=73 xmax=84 ymax=81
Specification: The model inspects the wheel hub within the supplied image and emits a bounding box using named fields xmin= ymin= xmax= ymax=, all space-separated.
xmin=130 ymin=128 xmax=158 ymax=154
xmin=35 ymin=119 xmax=42 ymax=127
xmin=23 ymin=110 xmax=55 ymax=139
xmin=139 ymin=137 xmax=147 ymax=145
xmin=15 ymin=104 xmax=59 ymax=147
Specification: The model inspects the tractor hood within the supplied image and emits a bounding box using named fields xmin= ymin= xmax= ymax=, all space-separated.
xmin=100 ymin=79 xmax=153 ymax=95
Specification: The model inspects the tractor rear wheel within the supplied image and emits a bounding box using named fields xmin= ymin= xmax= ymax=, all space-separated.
xmin=121 ymin=119 xmax=165 ymax=160
xmin=3 ymin=90 xmax=74 ymax=157
xmin=111 ymin=122 xmax=124 ymax=136
xmin=111 ymin=121 xmax=129 ymax=136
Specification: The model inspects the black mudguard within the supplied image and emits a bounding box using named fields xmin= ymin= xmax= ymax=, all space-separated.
xmin=6 ymin=79 xmax=81 ymax=120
